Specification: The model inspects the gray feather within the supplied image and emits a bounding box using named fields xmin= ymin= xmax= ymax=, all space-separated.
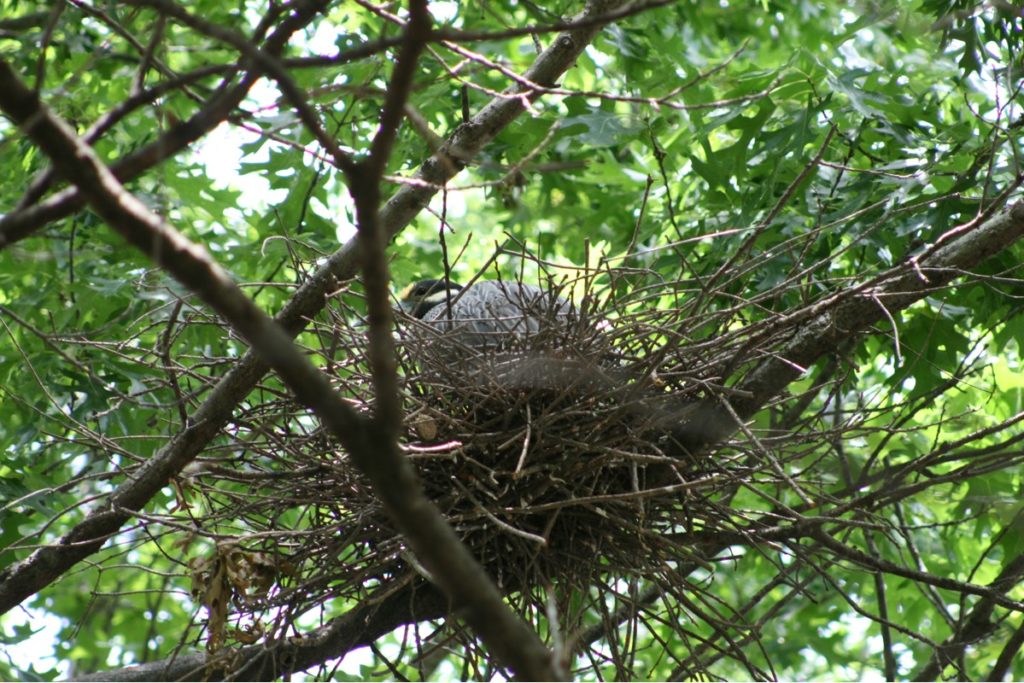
xmin=418 ymin=280 xmax=572 ymax=350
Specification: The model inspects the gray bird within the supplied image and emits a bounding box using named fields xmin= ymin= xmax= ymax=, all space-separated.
xmin=397 ymin=278 xmax=573 ymax=352
xmin=396 ymin=278 xmax=707 ymax=453
xmin=396 ymin=277 xmax=588 ymax=392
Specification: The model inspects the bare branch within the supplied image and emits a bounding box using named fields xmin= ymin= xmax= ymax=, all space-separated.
xmin=121 ymin=0 xmax=357 ymax=174
xmin=71 ymin=580 xmax=449 ymax=682
xmin=352 ymin=0 xmax=433 ymax=436
xmin=675 ymin=201 xmax=1024 ymax=451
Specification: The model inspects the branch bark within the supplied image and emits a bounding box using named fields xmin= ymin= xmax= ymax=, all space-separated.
xmin=675 ymin=201 xmax=1024 ymax=451
xmin=71 ymin=580 xmax=448 ymax=682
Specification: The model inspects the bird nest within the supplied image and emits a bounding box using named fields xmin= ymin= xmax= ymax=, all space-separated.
xmin=392 ymin=300 xmax=717 ymax=590
xmin=179 ymin=266 xmax=767 ymax=672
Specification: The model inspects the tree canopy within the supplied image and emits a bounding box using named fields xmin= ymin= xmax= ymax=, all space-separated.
xmin=1 ymin=0 xmax=1024 ymax=680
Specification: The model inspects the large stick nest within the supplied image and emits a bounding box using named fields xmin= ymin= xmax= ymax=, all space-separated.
xmin=179 ymin=262 xmax=786 ymax=674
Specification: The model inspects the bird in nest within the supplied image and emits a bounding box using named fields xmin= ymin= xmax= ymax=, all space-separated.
xmin=394 ymin=277 xmax=601 ymax=393
xmin=396 ymin=278 xmax=574 ymax=352
xmin=395 ymin=278 xmax=708 ymax=445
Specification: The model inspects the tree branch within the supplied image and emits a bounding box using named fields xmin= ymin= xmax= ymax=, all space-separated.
xmin=352 ymin=0 xmax=432 ymax=437
xmin=71 ymin=580 xmax=449 ymax=682
xmin=989 ymin=614 xmax=1024 ymax=681
xmin=675 ymin=200 xmax=1024 ymax=451
xmin=0 ymin=0 xmax=329 ymax=246
xmin=120 ymin=0 xmax=358 ymax=175
xmin=912 ymin=553 xmax=1024 ymax=681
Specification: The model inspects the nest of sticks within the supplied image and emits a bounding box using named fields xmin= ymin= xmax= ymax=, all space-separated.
xmin=390 ymin=289 xmax=720 ymax=591
xmin=181 ymin=265 xmax=769 ymax=672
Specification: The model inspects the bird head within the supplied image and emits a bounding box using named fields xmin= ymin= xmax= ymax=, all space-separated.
xmin=397 ymin=279 xmax=463 ymax=319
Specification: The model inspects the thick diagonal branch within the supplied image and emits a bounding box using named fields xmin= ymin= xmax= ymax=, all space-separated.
xmin=70 ymin=581 xmax=448 ymax=682
xmin=0 ymin=0 xmax=630 ymax=667
xmin=677 ymin=201 xmax=1024 ymax=450
xmin=0 ymin=40 xmax=570 ymax=677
